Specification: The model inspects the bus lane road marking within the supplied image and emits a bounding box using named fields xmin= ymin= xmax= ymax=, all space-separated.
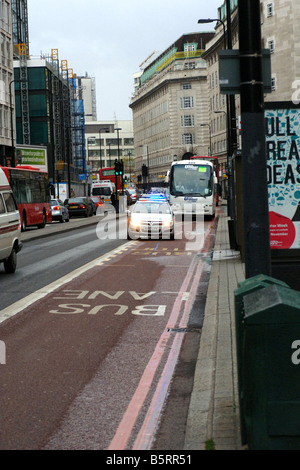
xmin=46 ymin=289 xmax=191 ymax=318
xmin=0 ymin=242 xmax=136 ymax=325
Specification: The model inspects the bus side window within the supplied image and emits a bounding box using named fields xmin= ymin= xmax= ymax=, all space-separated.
xmin=26 ymin=186 xmax=32 ymax=203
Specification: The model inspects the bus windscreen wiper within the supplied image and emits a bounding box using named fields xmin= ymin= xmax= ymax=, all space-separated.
xmin=184 ymin=192 xmax=207 ymax=198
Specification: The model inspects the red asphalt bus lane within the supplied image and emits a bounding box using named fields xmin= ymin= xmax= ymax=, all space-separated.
xmin=0 ymin=215 xmax=218 ymax=450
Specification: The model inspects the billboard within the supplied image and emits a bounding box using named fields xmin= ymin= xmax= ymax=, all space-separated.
xmin=265 ymin=105 xmax=300 ymax=252
xmin=16 ymin=146 xmax=48 ymax=172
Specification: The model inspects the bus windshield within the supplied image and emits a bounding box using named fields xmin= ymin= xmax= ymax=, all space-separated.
xmin=170 ymin=164 xmax=213 ymax=197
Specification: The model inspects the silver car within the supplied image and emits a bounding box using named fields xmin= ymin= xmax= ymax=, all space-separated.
xmin=50 ymin=199 xmax=69 ymax=223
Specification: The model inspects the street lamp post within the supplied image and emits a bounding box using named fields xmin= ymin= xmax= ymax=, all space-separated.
xmin=139 ymin=144 xmax=150 ymax=188
xmin=98 ymin=127 xmax=108 ymax=171
xmin=127 ymin=151 xmax=132 ymax=183
xmin=115 ymin=128 xmax=122 ymax=162
xmin=99 ymin=129 xmax=102 ymax=171
xmin=200 ymin=123 xmax=212 ymax=155
xmin=108 ymin=143 xmax=111 ymax=166
xmin=115 ymin=127 xmax=123 ymax=193
xmin=198 ymin=18 xmax=226 ymax=48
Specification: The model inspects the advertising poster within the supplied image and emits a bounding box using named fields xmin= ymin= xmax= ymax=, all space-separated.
xmin=16 ymin=146 xmax=48 ymax=172
xmin=265 ymin=105 xmax=300 ymax=251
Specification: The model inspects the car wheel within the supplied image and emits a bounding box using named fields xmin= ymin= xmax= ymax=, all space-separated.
xmin=60 ymin=216 xmax=64 ymax=223
xmin=4 ymin=247 xmax=17 ymax=274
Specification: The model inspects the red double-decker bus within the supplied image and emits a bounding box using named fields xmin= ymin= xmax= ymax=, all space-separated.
xmin=99 ymin=167 xmax=121 ymax=190
xmin=2 ymin=166 xmax=52 ymax=231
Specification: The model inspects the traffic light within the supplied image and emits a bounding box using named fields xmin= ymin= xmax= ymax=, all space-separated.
xmin=114 ymin=159 xmax=120 ymax=176
xmin=142 ymin=164 xmax=148 ymax=177
xmin=114 ymin=159 xmax=124 ymax=176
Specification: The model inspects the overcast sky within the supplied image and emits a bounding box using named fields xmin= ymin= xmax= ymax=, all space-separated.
xmin=27 ymin=0 xmax=222 ymax=122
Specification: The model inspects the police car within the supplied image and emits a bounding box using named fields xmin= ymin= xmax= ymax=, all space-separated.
xmin=127 ymin=193 xmax=175 ymax=240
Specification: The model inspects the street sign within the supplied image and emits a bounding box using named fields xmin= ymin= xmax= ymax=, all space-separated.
xmin=219 ymin=49 xmax=272 ymax=94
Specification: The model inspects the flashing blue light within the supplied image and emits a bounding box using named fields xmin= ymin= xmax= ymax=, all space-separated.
xmin=139 ymin=193 xmax=166 ymax=202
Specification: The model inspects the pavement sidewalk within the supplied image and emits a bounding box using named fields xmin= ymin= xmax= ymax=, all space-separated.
xmin=184 ymin=206 xmax=245 ymax=450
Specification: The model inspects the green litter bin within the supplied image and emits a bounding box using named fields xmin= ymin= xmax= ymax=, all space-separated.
xmin=242 ymin=284 xmax=300 ymax=449
xmin=234 ymin=275 xmax=290 ymax=445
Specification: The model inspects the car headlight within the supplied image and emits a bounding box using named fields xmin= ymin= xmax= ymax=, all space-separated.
xmin=130 ymin=215 xmax=141 ymax=229
xmin=162 ymin=218 xmax=173 ymax=227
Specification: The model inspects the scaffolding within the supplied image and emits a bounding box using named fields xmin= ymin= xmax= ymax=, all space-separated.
xmin=12 ymin=0 xmax=29 ymax=52
xmin=15 ymin=44 xmax=31 ymax=145
xmin=72 ymin=97 xmax=86 ymax=174
xmin=12 ymin=1 xmax=31 ymax=146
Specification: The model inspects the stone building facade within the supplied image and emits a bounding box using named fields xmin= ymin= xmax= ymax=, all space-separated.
xmin=130 ymin=33 xmax=214 ymax=184
xmin=203 ymin=0 xmax=300 ymax=178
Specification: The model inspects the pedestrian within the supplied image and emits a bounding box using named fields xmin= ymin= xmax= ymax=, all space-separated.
xmin=111 ymin=189 xmax=119 ymax=213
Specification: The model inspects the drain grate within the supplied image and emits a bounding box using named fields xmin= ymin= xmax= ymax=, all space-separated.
xmin=167 ymin=327 xmax=201 ymax=333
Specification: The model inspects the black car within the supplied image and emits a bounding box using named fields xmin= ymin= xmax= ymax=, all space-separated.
xmin=64 ymin=197 xmax=94 ymax=218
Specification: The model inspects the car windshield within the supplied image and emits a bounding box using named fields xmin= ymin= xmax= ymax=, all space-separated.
xmin=51 ymin=200 xmax=59 ymax=206
xmin=68 ymin=198 xmax=85 ymax=203
xmin=133 ymin=202 xmax=171 ymax=214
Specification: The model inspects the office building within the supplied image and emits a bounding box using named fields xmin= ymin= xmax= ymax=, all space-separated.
xmin=74 ymin=73 xmax=97 ymax=122
xmin=202 ymin=0 xmax=300 ymax=179
xmin=85 ymin=120 xmax=134 ymax=182
xmin=0 ymin=0 xmax=14 ymax=166
xmin=130 ymin=32 xmax=215 ymax=184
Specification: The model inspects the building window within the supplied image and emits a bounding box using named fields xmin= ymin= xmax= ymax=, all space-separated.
xmin=182 ymin=133 xmax=195 ymax=145
xmin=267 ymin=3 xmax=273 ymax=17
xmin=180 ymin=96 xmax=194 ymax=109
xmin=184 ymin=43 xmax=197 ymax=52
xmin=271 ymin=76 xmax=276 ymax=91
xmin=181 ymin=115 xmax=194 ymax=127
xmin=182 ymin=83 xmax=191 ymax=90
xmin=184 ymin=62 xmax=196 ymax=70
xmin=268 ymin=39 xmax=275 ymax=53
